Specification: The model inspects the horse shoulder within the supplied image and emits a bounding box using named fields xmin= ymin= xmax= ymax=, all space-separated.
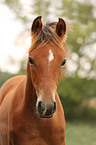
xmin=0 ymin=75 xmax=26 ymax=105
xmin=0 ymin=75 xmax=26 ymax=145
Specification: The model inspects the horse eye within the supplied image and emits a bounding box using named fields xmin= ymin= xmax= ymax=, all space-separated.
xmin=61 ymin=60 xmax=66 ymax=67
xmin=29 ymin=57 xmax=35 ymax=65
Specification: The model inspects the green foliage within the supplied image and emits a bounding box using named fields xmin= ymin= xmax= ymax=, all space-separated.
xmin=0 ymin=71 xmax=14 ymax=87
xmin=57 ymin=76 xmax=96 ymax=121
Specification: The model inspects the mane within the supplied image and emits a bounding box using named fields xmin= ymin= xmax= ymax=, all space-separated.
xmin=29 ymin=21 xmax=67 ymax=53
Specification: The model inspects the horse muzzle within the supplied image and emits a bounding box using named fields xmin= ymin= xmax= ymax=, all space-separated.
xmin=37 ymin=101 xmax=56 ymax=118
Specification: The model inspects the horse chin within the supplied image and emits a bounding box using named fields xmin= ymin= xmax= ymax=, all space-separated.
xmin=40 ymin=114 xmax=53 ymax=118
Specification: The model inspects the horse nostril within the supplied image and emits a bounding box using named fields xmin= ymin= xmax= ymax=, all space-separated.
xmin=45 ymin=101 xmax=56 ymax=116
xmin=38 ymin=101 xmax=45 ymax=115
xmin=53 ymin=101 xmax=56 ymax=112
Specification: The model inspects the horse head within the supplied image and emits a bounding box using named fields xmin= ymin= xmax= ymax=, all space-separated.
xmin=28 ymin=16 xmax=67 ymax=118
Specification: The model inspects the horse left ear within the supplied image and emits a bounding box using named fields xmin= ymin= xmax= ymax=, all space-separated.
xmin=56 ymin=18 xmax=66 ymax=38
xmin=31 ymin=16 xmax=42 ymax=36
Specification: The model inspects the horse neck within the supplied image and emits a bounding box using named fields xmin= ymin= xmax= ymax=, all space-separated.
xmin=24 ymin=62 xmax=37 ymax=110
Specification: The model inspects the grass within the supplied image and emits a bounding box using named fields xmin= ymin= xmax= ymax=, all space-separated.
xmin=66 ymin=122 xmax=96 ymax=145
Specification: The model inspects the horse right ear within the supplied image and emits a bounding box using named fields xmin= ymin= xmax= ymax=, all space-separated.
xmin=56 ymin=18 xmax=66 ymax=38
xmin=31 ymin=16 xmax=42 ymax=36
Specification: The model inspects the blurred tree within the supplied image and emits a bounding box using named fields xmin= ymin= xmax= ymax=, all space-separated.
xmin=2 ymin=0 xmax=96 ymax=79
xmin=4 ymin=0 xmax=28 ymax=23
xmin=17 ymin=59 xmax=26 ymax=75
xmin=57 ymin=76 xmax=96 ymax=121
xmin=0 ymin=71 xmax=14 ymax=87
xmin=30 ymin=0 xmax=51 ymax=22
xmin=55 ymin=0 xmax=96 ymax=79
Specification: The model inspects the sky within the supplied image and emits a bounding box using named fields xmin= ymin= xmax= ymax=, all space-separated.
xmin=0 ymin=3 xmax=31 ymax=73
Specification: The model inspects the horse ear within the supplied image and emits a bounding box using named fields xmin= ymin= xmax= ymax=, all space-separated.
xmin=56 ymin=18 xmax=66 ymax=38
xmin=31 ymin=16 xmax=42 ymax=36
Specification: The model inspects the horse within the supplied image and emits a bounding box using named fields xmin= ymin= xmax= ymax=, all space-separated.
xmin=0 ymin=16 xmax=67 ymax=145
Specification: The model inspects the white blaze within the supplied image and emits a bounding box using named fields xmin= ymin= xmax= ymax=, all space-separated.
xmin=48 ymin=50 xmax=54 ymax=64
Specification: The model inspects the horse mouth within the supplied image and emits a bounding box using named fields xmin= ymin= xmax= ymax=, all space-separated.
xmin=40 ymin=114 xmax=53 ymax=118
xmin=39 ymin=108 xmax=55 ymax=118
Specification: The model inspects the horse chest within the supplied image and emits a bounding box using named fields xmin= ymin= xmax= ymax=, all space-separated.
xmin=12 ymin=119 xmax=65 ymax=145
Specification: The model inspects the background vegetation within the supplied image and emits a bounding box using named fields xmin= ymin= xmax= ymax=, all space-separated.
xmin=0 ymin=0 xmax=96 ymax=144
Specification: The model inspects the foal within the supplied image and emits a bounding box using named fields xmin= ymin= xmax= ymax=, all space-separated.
xmin=0 ymin=16 xmax=67 ymax=145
